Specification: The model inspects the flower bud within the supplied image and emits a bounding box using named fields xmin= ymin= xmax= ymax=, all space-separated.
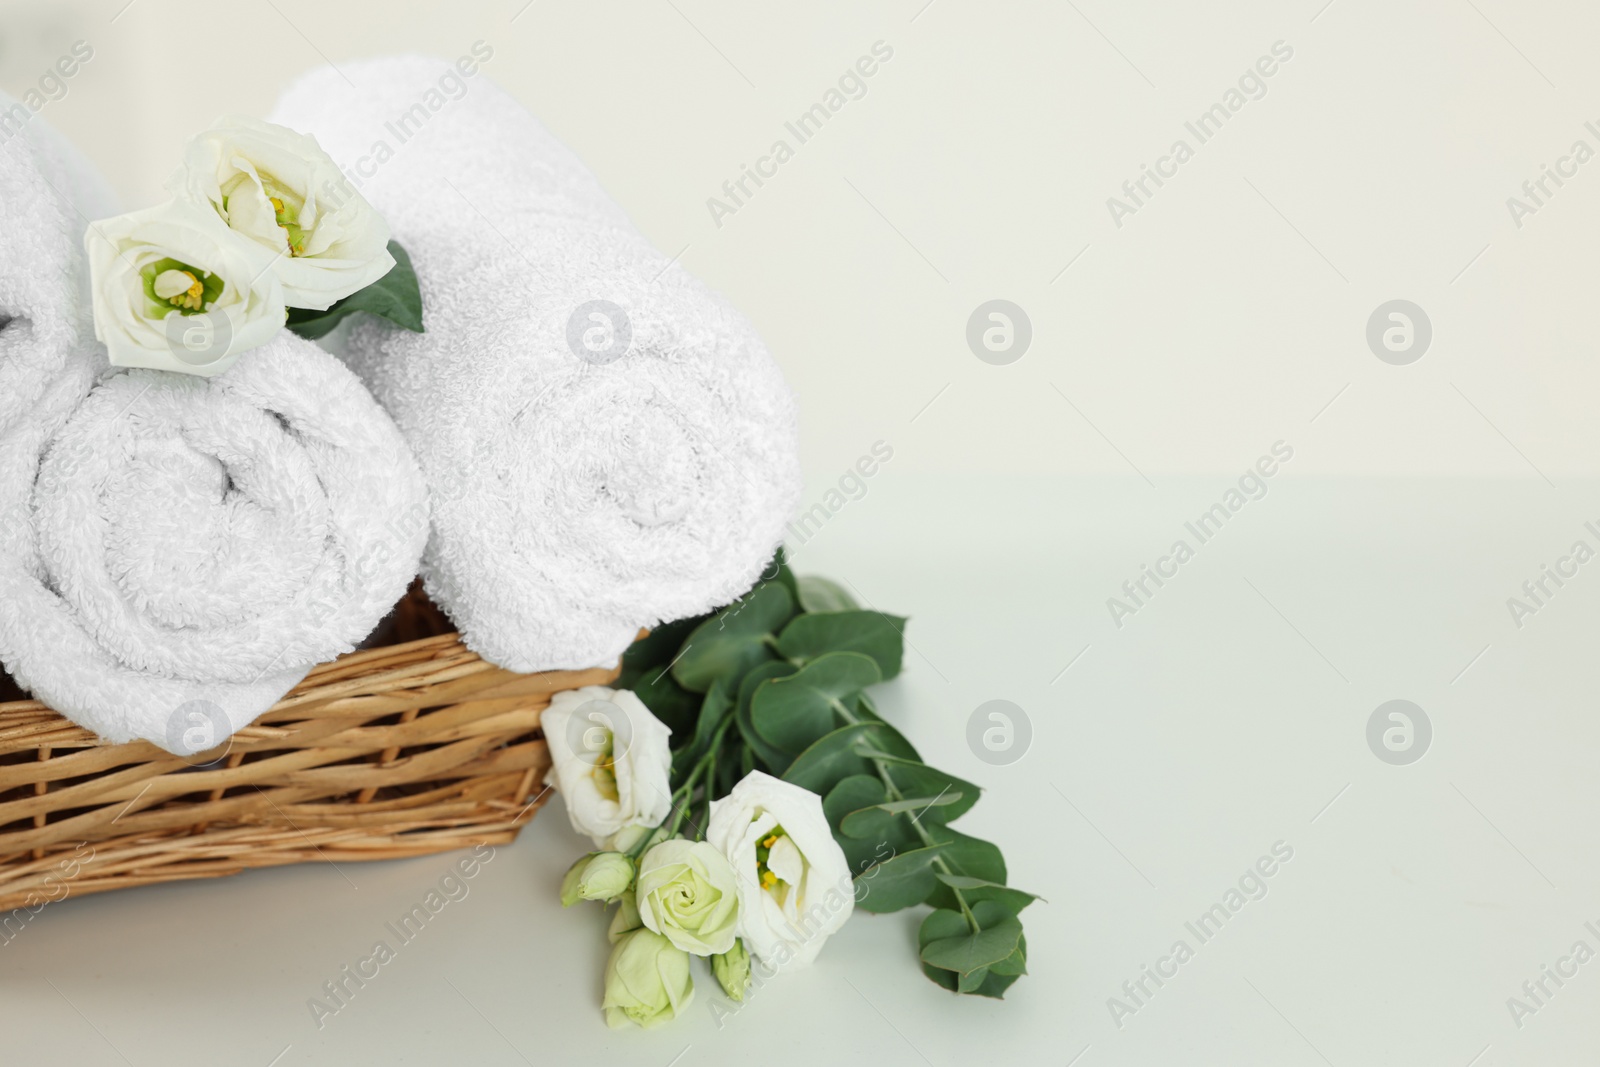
xmin=712 ymin=940 xmax=752 ymax=1002
xmin=560 ymin=852 xmax=634 ymax=906
xmin=602 ymin=929 xmax=694 ymax=1029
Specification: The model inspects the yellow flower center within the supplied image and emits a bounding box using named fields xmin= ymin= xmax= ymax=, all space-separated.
xmin=153 ymin=269 xmax=205 ymax=311
xmin=267 ymin=191 xmax=308 ymax=256
xmin=755 ymin=825 xmax=789 ymax=894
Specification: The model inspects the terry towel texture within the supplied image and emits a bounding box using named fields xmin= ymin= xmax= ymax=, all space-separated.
xmin=271 ymin=57 xmax=802 ymax=672
xmin=0 ymin=334 xmax=431 ymax=751
xmin=0 ymin=92 xmax=115 ymax=435
xmin=0 ymin=112 xmax=430 ymax=752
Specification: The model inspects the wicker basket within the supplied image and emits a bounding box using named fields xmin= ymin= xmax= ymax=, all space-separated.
xmin=0 ymin=585 xmax=620 ymax=913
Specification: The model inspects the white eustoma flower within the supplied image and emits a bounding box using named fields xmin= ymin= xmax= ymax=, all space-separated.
xmin=171 ymin=116 xmax=394 ymax=310
xmin=707 ymin=771 xmax=854 ymax=967
xmin=542 ymin=686 xmax=673 ymax=848
xmin=84 ymin=201 xmax=286 ymax=376
xmin=636 ymin=839 xmax=742 ymax=956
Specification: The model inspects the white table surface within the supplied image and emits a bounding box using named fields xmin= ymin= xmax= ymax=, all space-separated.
xmin=6 ymin=472 xmax=1597 ymax=1066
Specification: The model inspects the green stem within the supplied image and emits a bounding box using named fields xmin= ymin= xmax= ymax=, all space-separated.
xmin=634 ymin=714 xmax=738 ymax=854
xmin=834 ymin=698 xmax=980 ymax=932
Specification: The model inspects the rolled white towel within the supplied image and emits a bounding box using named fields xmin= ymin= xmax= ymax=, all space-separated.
xmin=270 ymin=56 xmax=801 ymax=672
xmin=0 ymin=333 xmax=430 ymax=751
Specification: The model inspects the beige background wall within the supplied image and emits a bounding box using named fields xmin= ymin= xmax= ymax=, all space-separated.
xmin=3 ymin=0 xmax=1596 ymax=482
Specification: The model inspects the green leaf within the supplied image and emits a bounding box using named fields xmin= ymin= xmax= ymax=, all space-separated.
xmin=781 ymin=721 xmax=917 ymax=796
xmin=825 ymin=777 xmax=925 ymax=866
xmin=285 ymin=240 xmax=424 ymax=339
xmin=822 ymin=775 xmax=886 ymax=830
xmin=920 ymin=901 xmax=1023 ymax=976
xmin=796 ymin=574 xmax=860 ymax=613
xmin=969 ymin=969 xmax=1023 ymax=999
xmin=921 ymin=962 xmax=960 ymax=992
xmin=958 ymin=966 xmax=992 ymax=993
xmin=989 ymin=934 xmax=1028 ymax=977
xmin=853 ymin=844 xmax=948 ymax=914
xmin=840 ymin=793 xmax=965 ymax=840
xmin=618 ymin=614 xmax=706 ymax=682
xmin=918 ymin=908 xmax=968 ymax=948
xmin=932 ymin=874 xmax=1039 ymax=916
xmin=823 ymin=776 xmax=899 ymax=876
xmin=919 ymin=910 xmax=1017 ymax=995
xmin=671 ymin=582 xmax=794 ymax=693
xmin=681 ymin=678 xmax=731 ymax=768
xmin=777 ymin=611 xmax=906 ymax=679
xmin=853 ymin=690 xmax=889 ymax=723
xmin=627 ymin=665 xmax=698 ymax=737
xmin=922 ymin=825 xmax=1007 ymax=896
xmin=751 ymin=651 xmax=881 ymax=754
xmin=734 ymin=660 xmax=798 ymax=773
xmin=847 ymin=753 xmax=976 ymax=823
xmin=763 ymin=548 xmax=799 ymax=602
xmin=917 ymin=908 xmax=968 ymax=992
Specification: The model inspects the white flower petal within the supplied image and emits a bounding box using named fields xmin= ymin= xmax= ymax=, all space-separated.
xmin=84 ymin=201 xmax=287 ymax=378
xmin=542 ymin=686 xmax=673 ymax=848
xmin=168 ymin=116 xmax=393 ymax=310
xmin=707 ymin=771 xmax=854 ymax=969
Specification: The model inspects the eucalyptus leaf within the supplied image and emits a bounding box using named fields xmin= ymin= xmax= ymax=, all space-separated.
xmin=921 ymin=962 xmax=961 ymax=992
xmin=957 ymin=966 xmax=991 ymax=993
xmin=822 ymin=775 xmax=886 ymax=831
xmin=796 ymin=574 xmax=859 ymax=613
xmin=751 ymin=651 xmax=881 ymax=754
xmin=734 ymin=660 xmax=798 ymax=773
xmin=840 ymin=793 xmax=965 ymax=840
xmin=823 ymin=776 xmax=896 ymax=875
xmin=687 ymin=678 xmax=732 ymax=761
xmin=628 ymin=664 xmax=699 ymax=737
xmin=853 ymin=844 xmax=948 ymax=914
xmin=933 ymin=873 xmax=1039 ymax=916
xmin=781 ymin=721 xmax=917 ymax=796
xmin=777 ymin=610 xmax=906 ymax=679
xmin=970 ymin=969 xmax=1023 ymax=999
xmin=850 ymin=753 xmax=977 ymax=823
xmin=923 ymin=825 xmax=1007 ymax=887
xmin=989 ymin=934 xmax=1028 ymax=977
xmin=919 ymin=901 xmax=1023 ymax=976
xmin=917 ymin=908 xmax=968 ymax=992
xmin=285 ymin=240 xmax=423 ymax=339
xmin=619 ymin=614 xmax=706 ymax=680
xmin=918 ymin=907 xmax=969 ymax=947
xmin=672 ymin=581 xmax=794 ymax=693
xmin=763 ymin=548 xmax=799 ymax=602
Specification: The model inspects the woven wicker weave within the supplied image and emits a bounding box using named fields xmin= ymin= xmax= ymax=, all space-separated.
xmin=0 ymin=586 xmax=619 ymax=913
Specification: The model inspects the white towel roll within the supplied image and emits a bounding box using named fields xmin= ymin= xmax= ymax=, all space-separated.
xmin=270 ymin=56 xmax=801 ymax=672
xmin=0 ymin=333 xmax=430 ymax=751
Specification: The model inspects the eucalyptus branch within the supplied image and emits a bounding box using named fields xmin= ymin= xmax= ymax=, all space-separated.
xmin=618 ymin=551 xmax=1031 ymax=999
xmin=834 ymin=697 xmax=981 ymax=933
